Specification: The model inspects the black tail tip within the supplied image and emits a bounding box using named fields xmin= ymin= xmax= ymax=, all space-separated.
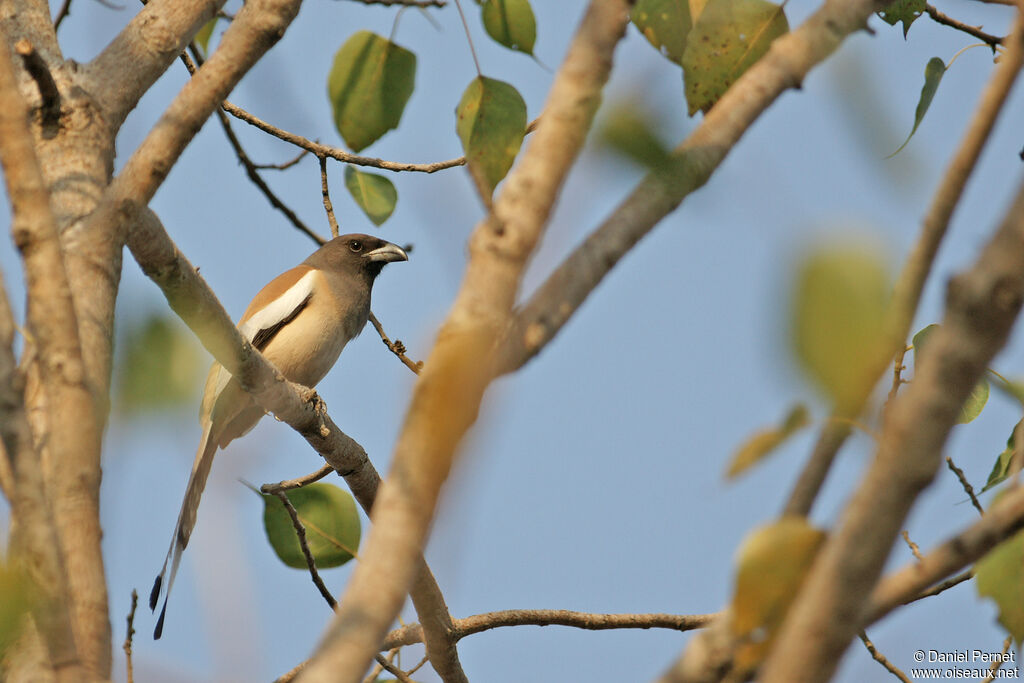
xmin=153 ymin=603 xmax=167 ymax=640
xmin=149 ymin=575 xmax=162 ymax=612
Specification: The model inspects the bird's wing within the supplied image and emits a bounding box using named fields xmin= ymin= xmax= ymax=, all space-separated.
xmin=200 ymin=266 xmax=319 ymax=421
xmin=238 ymin=266 xmax=317 ymax=350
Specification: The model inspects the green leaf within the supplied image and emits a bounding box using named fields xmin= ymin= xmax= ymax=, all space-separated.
xmin=958 ymin=378 xmax=989 ymax=424
xmin=116 ymin=314 xmax=201 ymax=414
xmin=982 ymin=424 xmax=1020 ymax=494
xmin=263 ymin=483 xmax=361 ymax=569
xmin=912 ymin=324 xmax=990 ymax=423
xmin=910 ymin=323 xmax=938 ymax=360
xmin=877 ymin=0 xmax=925 ymax=37
xmin=481 ymin=0 xmax=536 ymax=55
xmin=328 ymin=31 xmax=417 ymax=152
xmin=732 ymin=517 xmax=826 ymax=670
xmin=888 ymin=57 xmax=945 ymax=158
xmin=455 ymin=76 xmax=527 ymax=197
xmin=195 ymin=17 xmax=218 ymax=56
xmin=344 ymin=166 xmax=398 ymax=226
xmin=726 ymin=404 xmax=810 ymax=479
xmin=976 ymin=498 xmax=1024 ymax=644
xmin=682 ymin=0 xmax=789 ymax=115
xmin=631 ymin=0 xmax=692 ymax=65
xmin=791 ymin=243 xmax=890 ymax=414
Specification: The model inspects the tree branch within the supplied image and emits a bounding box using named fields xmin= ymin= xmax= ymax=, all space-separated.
xmin=382 ymin=610 xmax=718 ymax=649
xmin=925 ymin=3 xmax=1004 ymax=47
xmin=223 ymin=101 xmax=468 ymax=173
xmin=866 ymin=483 xmax=1024 ymax=625
xmin=500 ymin=0 xmax=887 ymax=374
xmin=782 ymin=1 xmax=1024 ymax=519
xmin=125 ymin=206 xmax=468 ymax=683
xmin=0 ymin=33 xmax=102 ymax=679
xmin=83 ymin=0 xmax=224 ymax=131
xmin=299 ymin=2 xmax=632 ymax=681
xmin=761 ymin=165 xmax=1024 ymax=683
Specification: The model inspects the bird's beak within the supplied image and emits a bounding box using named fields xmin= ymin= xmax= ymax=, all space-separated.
xmin=364 ymin=242 xmax=409 ymax=263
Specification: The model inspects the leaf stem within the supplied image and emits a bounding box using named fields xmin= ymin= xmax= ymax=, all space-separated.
xmin=453 ymin=0 xmax=483 ymax=76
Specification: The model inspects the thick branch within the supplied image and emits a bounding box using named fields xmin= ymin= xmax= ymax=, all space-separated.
xmin=784 ymin=0 xmax=1024 ymax=520
xmin=866 ymin=483 xmax=1024 ymax=624
xmin=83 ymin=0 xmax=224 ymax=131
xmin=500 ymin=0 xmax=886 ymax=373
xmin=760 ymin=179 xmax=1024 ymax=681
xmin=298 ymin=3 xmax=632 ymax=681
xmin=0 ymin=32 xmax=104 ymax=679
xmin=125 ymin=207 xmax=467 ymax=683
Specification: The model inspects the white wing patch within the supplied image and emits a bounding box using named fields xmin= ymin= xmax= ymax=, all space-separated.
xmin=206 ymin=269 xmax=318 ymax=409
xmin=239 ymin=269 xmax=318 ymax=343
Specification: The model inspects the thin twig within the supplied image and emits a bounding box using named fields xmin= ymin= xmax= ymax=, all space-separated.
xmin=926 ymin=3 xmax=1004 ymax=48
xmin=859 ymin=631 xmax=912 ymax=683
xmin=224 ymin=100 xmax=467 ymax=173
xmin=348 ymin=0 xmax=446 ymax=6
xmin=270 ymin=490 xmax=337 ymax=609
xmin=383 ymin=609 xmax=718 ymax=649
xmin=901 ymin=530 xmax=924 ymax=562
xmin=123 ymin=590 xmax=138 ymax=683
xmin=406 ymin=654 xmax=429 ymax=676
xmin=946 ymin=456 xmax=985 ymax=515
xmin=375 ymin=654 xmax=416 ymax=683
xmin=990 ymin=637 xmax=1013 ymax=677
xmin=368 ymin=312 xmax=422 ymax=374
xmin=262 ymin=464 xmax=335 ymax=494
xmin=903 ymin=569 xmax=974 ymax=606
xmin=319 ymin=156 xmax=341 ymax=238
xmin=361 ymin=649 xmax=397 ymax=683
xmin=253 ymin=148 xmax=309 ymax=170
xmin=52 ymin=0 xmax=73 ymax=29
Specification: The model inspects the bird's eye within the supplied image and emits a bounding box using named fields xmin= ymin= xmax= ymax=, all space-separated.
xmin=349 ymin=240 xmax=363 ymax=253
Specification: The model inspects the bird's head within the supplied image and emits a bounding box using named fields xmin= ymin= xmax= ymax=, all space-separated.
xmin=306 ymin=234 xmax=409 ymax=281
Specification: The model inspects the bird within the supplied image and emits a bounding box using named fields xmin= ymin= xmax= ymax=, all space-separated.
xmin=149 ymin=233 xmax=408 ymax=639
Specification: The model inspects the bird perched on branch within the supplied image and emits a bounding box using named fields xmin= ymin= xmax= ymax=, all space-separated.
xmin=150 ymin=234 xmax=408 ymax=639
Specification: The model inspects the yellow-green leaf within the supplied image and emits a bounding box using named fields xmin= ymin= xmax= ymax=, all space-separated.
xmin=976 ymin=500 xmax=1024 ymax=644
xmin=732 ymin=517 xmax=826 ymax=670
xmin=327 ymin=31 xmax=417 ymax=152
xmin=888 ymin=57 xmax=945 ymax=158
xmin=681 ymin=0 xmax=788 ymax=115
xmin=631 ymin=0 xmax=692 ymax=65
xmin=958 ymin=378 xmax=989 ymax=424
xmin=263 ymin=483 xmax=361 ymax=569
xmin=727 ymin=404 xmax=810 ymax=478
xmin=116 ymin=314 xmax=201 ymax=414
xmin=481 ymin=0 xmax=536 ymax=55
xmin=344 ymin=166 xmax=398 ymax=226
xmin=455 ymin=76 xmax=527 ymax=197
xmin=791 ymin=243 xmax=890 ymax=414
xmin=982 ymin=423 xmax=1020 ymax=494
xmin=195 ymin=17 xmax=218 ymax=56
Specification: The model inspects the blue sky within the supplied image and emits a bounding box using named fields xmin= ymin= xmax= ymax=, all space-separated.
xmin=3 ymin=0 xmax=1024 ymax=680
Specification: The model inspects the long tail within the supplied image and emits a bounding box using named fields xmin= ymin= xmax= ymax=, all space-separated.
xmin=150 ymin=422 xmax=218 ymax=639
